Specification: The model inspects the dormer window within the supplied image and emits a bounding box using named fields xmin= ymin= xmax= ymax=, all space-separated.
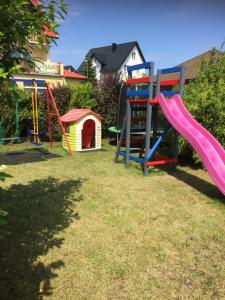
xmin=132 ymin=52 xmax=136 ymax=60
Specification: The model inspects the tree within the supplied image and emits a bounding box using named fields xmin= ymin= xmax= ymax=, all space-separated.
xmin=97 ymin=72 xmax=122 ymax=136
xmin=69 ymin=82 xmax=99 ymax=111
xmin=179 ymin=49 xmax=225 ymax=165
xmin=0 ymin=0 xmax=67 ymax=78
xmin=80 ymin=57 xmax=97 ymax=86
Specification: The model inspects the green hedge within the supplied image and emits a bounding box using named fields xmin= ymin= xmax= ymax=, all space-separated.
xmin=179 ymin=50 xmax=225 ymax=165
xmin=0 ymin=74 xmax=122 ymax=141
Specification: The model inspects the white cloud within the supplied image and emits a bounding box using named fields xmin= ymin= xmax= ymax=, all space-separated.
xmin=68 ymin=2 xmax=87 ymax=17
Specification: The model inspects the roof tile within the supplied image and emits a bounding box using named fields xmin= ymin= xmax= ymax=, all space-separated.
xmin=64 ymin=70 xmax=87 ymax=79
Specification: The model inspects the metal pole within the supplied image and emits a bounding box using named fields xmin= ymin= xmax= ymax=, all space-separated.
xmin=114 ymin=115 xmax=127 ymax=163
xmin=46 ymin=88 xmax=53 ymax=147
xmin=14 ymin=81 xmax=20 ymax=143
xmin=116 ymin=82 xmax=125 ymax=136
xmin=125 ymin=70 xmax=132 ymax=167
xmin=34 ymin=80 xmax=39 ymax=143
xmin=144 ymin=62 xmax=154 ymax=175
xmin=152 ymin=69 xmax=161 ymax=145
xmin=0 ymin=122 xmax=3 ymax=145
xmin=31 ymin=80 xmax=36 ymax=142
xmin=179 ymin=65 xmax=185 ymax=97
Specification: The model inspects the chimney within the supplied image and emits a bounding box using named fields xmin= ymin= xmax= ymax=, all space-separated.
xmin=112 ymin=43 xmax=117 ymax=52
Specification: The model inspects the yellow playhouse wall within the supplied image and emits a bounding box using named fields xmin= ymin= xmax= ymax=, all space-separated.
xmin=62 ymin=122 xmax=77 ymax=151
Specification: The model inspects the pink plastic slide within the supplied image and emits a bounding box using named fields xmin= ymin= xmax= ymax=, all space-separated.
xmin=158 ymin=94 xmax=225 ymax=196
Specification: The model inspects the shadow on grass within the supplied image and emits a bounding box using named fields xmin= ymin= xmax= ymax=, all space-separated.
xmin=163 ymin=166 xmax=224 ymax=201
xmin=0 ymin=177 xmax=83 ymax=299
xmin=0 ymin=171 xmax=13 ymax=182
xmin=0 ymin=148 xmax=61 ymax=165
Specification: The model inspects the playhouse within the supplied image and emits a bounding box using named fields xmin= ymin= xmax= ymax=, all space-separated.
xmin=61 ymin=109 xmax=102 ymax=151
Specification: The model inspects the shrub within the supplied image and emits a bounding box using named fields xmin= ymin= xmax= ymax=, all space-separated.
xmin=69 ymin=82 xmax=99 ymax=111
xmin=48 ymin=86 xmax=71 ymax=140
xmin=179 ymin=49 xmax=225 ymax=165
xmin=79 ymin=57 xmax=97 ymax=86
xmin=0 ymin=208 xmax=7 ymax=239
xmin=0 ymin=81 xmax=31 ymax=139
xmin=97 ymin=73 xmax=122 ymax=136
xmin=42 ymin=85 xmax=71 ymax=140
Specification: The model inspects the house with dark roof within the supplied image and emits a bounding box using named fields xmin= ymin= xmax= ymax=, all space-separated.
xmin=78 ymin=41 xmax=146 ymax=80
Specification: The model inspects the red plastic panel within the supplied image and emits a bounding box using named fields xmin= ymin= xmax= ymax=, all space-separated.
xmin=160 ymin=80 xmax=179 ymax=86
xmin=150 ymin=98 xmax=159 ymax=104
xmin=129 ymin=99 xmax=148 ymax=104
xmin=126 ymin=77 xmax=151 ymax=85
xmin=82 ymin=119 xmax=95 ymax=149
xmin=146 ymin=159 xmax=178 ymax=166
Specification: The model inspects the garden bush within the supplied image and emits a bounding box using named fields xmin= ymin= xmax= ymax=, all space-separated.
xmin=97 ymin=73 xmax=122 ymax=136
xmin=0 ymin=82 xmax=31 ymax=139
xmin=68 ymin=75 xmax=122 ymax=137
xmin=69 ymin=82 xmax=99 ymax=111
xmin=46 ymin=85 xmax=71 ymax=140
xmin=179 ymin=49 xmax=225 ymax=165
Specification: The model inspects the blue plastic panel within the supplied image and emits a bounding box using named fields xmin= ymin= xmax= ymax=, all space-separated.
xmin=162 ymin=91 xmax=177 ymax=97
xmin=146 ymin=125 xmax=171 ymax=161
xmin=12 ymin=78 xmax=46 ymax=83
xmin=126 ymin=90 xmax=149 ymax=97
xmin=160 ymin=67 xmax=181 ymax=74
xmin=127 ymin=62 xmax=152 ymax=72
xmin=129 ymin=155 xmax=144 ymax=163
xmin=118 ymin=151 xmax=144 ymax=163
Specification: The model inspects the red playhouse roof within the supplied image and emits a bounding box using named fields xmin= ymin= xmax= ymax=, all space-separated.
xmin=64 ymin=70 xmax=87 ymax=79
xmin=61 ymin=109 xmax=103 ymax=123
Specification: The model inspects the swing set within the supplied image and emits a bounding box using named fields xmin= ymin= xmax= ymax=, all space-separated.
xmin=0 ymin=78 xmax=74 ymax=159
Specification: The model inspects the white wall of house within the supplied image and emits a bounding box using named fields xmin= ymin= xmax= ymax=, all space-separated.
xmin=118 ymin=45 xmax=145 ymax=80
xmin=91 ymin=57 xmax=102 ymax=81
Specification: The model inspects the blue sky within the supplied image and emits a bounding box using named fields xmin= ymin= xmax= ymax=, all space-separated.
xmin=51 ymin=0 xmax=225 ymax=71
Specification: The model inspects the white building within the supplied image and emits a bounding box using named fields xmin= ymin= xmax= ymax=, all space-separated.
xmin=78 ymin=41 xmax=146 ymax=81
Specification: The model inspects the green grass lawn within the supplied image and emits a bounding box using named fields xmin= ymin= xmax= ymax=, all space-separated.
xmin=0 ymin=140 xmax=225 ymax=300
